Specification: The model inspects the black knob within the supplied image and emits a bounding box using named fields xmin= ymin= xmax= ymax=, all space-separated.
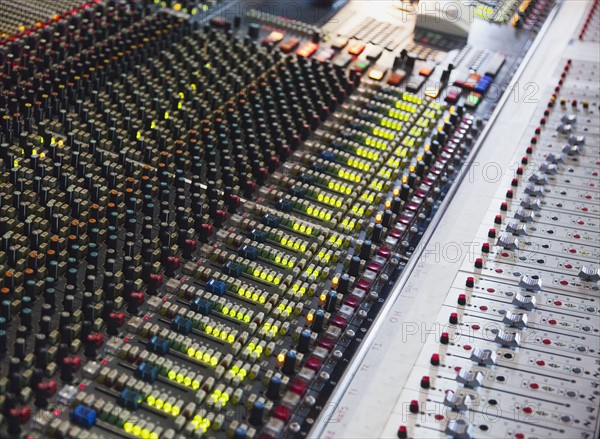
xmin=85 ymin=333 xmax=103 ymax=358
xmin=266 ymin=375 xmax=282 ymax=400
xmin=349 ymin=256 xmax=361 ymax=276
xmin=249 ymin=400 xmax=264 ymax=426
xmin=338 ymin=274 xmax=350 ymax=294
xmin=312 ymin=309 xmax=325 ymax=333
xmin=372 ymin=224 xmax=384 ymax=243
xmin=282 ymin=350 xmax=297 ymax=376
xmin=297 ymin=329 xmax=311 ymax=354
xmin=360 ymin=240 xmax=372 ymax=260
xmin=127 ymin=292 xmax=145 ymax=315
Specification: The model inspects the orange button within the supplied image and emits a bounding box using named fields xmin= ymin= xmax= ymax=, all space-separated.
xmin=296 ymin=42 xmax=318 ymax=58
xmin=464 ymin=72 xmax=481 ymax=89
xmin=387 ymin=71 xmax=406 ymax=86
xmin=419 ymin=66 xmax=434 ymax=77
xmin=348 ymin=44 xmax=365 ymax=56
xmin=280 ymin=38 xmax=300 ymax=53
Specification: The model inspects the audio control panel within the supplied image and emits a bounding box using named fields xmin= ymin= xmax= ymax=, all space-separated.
xmin=0 ymin=1 xmax=597 ymax=439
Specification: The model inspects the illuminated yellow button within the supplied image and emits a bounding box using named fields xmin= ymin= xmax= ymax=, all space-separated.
xmin=368 ymin=68 xmax=385 ymax=81
xmin=266 ymin=31 xmax=284 ymax=43
xmin=332 ymin=37 xmax=348 ymax=49
xmin=424 ymin=86 xmax=439 ymax=99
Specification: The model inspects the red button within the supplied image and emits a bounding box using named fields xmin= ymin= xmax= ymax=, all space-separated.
xmin=390 ymin=229 xmax=402 ymax=239
xmin=305 ymin=357 xmax=322 ymax=371
xmin=366 ymin=262 xmax=381 ymax=272
xmin=331 ymin=316 xmax=348 ymax=328
xmin=357 ymin=279 xmax=370 ymax=290
xmin=318 ymin=339 xmax=335 ymax=350
xmin=289 ymin=378 xmax=308 ymax=395
xmin=344 ymin=296 xmax=360 ymax=308
xmin=377 ymin=247 xmax=391 ymax=258
xmin=273 ymin=405 xmax=292 ymax=421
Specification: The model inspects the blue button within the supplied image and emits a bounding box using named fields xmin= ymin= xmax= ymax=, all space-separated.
xmin=207 ymin=278 xmax=227 ymax=295
xmin=262 ymin=214 xmax=280 ymax=227
xmin=239 ymin=244 xmax=258 ymax=260
xmin=249 ymin=229 xmax=267 ymax=243
xmin=191 ymin=297 xmax=213 ymax=315
xmin=71 ymin=405 xmax=97 ymax=428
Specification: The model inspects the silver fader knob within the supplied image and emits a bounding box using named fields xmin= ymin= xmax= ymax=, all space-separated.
xmin=456 ymin=370 xmax=483 ymax=388
xmin=524 ymin=183 xmax=544 ymax=196
xmin=444 ymin=390 xmax=472 ymax=411
xmin=470 ymin=347 xmax=497 ymax=366
xmin=557 ymin=123 xmax=573 ymax=134
xmin=503 ymin=310 xmax=528 ymax=329
xmin=578 ymin=266 xmax=600 ymax=282
xmin=568 ymin=134 xmax=585 ymax=145
xmin=445 ymin=420 xmax=471 ymax=439
xmin=506 ymin=221 xmax=528 ymax=236
xmin=520 ymin=197 xmax=541 ymax=210
xmin=563 ymin=144 xmax=581 ymax=155
xmin=528 ymin=173 xmax=547 ymax=185
xmin=519 ymin=274 xmax=542 ymax=291
xmin=561 ymin=114 xmax=577 ymax=124
xmin=514 ymin=208 xmax=535 ymax=223
xmin=495 ymin=330 xmax=521 ymax=348
xmin=545 ymin=152 xmax=564 ymax=164
xmin=497 ymin=233 xmax=519 ymax=250
xmin=444 ymin=390 xmax=471 ymax=411
xmin=512 ymin=292 xmax=537 ymax=310
xmin=538 ymin=162 xmax=558 ymax=175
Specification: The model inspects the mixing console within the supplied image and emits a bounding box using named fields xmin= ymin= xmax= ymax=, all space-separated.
xmin=0 ymin=1 xmax=597 ymax=438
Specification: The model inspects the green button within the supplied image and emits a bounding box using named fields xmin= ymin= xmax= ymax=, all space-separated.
xmin=354 ymin=61 xmax=369 ymax=72
xmin=466 ymin=93 xmax=481 ymax=107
